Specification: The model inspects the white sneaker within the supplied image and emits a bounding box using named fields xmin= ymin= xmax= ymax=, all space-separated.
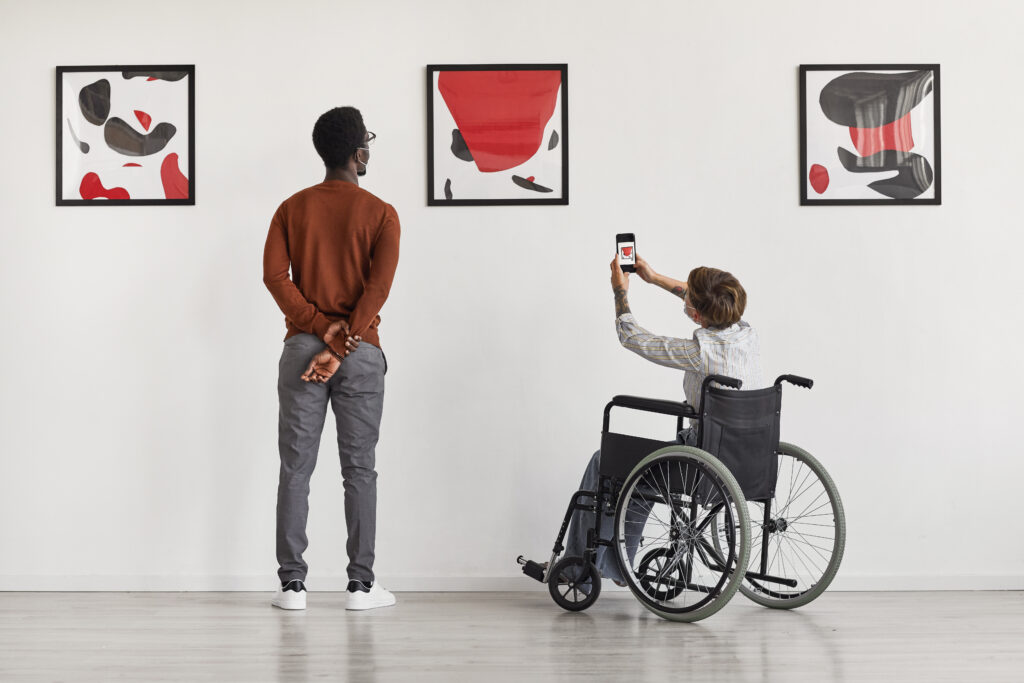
xmin=345 ymin=580 xmax=396 ymax=611
xmin=272 ymin=579 xmax=307 ymax=610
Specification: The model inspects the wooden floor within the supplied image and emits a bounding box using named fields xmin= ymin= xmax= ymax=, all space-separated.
xmin=1 ymin=591 xmax=1022 ymax=682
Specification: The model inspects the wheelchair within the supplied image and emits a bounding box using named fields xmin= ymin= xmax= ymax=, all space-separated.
xmin=518 ymin=374 xmax=846 ymax=622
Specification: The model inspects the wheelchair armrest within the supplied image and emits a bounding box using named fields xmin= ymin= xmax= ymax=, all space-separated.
xmin=605 ymin=395 xmax=697 ymax=418
xmin=774 ymin=374 xmax=814 ymax=389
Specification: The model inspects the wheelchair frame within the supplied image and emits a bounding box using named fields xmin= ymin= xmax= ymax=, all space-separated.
xmin=519 ymin=372 xmax=843 ymax=620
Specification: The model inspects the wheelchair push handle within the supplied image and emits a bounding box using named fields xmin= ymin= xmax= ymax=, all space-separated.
xmin=701 ymin=374 xmax=743 ymax=392
xmin=774 ymin=374 xmax=814 ymax=389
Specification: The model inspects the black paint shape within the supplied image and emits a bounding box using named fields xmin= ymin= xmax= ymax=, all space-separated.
xmin=819 ymin=70 xmax=933 ymax=128
xmin=78 ymin=79 xmax=111 ymax=126
xmin=512 ymin=176 xmax=553 ymax=193
xmin=548 ymin=130 xmax=559 ymax=150
xmin=836 ymin=147 xmax=933 ymax=199
xmin=450 ymin=129 xmax=473 ymax=162
xmin=66 ymin=118 xmax=89 ymax=153
xmin=104 ymin=118 xmax=177 ymax=156
xmin=444 ymin=178 xmax=453 ymax=200
xmin=122 ymin=70 xmax=188 ymax=81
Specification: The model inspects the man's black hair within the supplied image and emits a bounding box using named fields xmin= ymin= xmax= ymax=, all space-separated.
xmin=312 ymin=107 xmax=366 ymax=170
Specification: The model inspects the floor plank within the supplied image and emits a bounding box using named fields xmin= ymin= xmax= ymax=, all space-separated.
xmin=1 ymin=591 xmax=1022 ymax=682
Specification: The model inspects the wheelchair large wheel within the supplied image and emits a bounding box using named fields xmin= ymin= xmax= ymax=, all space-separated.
xmin=548 ymin=556 xmax=601 ymax=612
xmin=614 ymin=446 xmax=750 ymax=623
xmin=712 ymin=441 xmax=846 ymax=609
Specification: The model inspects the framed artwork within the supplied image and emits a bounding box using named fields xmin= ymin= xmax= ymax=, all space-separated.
xmin=56 ymin=65 xmax=195 ymax=206
xmin=427 ymin=63 xmax=568 ymax=206
xmin=800 ymin=64 xmax=940 ymax=205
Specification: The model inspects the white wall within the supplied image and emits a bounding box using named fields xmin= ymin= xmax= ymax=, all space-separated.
xmin=1 ymin=0 xmax=1022 ymax=591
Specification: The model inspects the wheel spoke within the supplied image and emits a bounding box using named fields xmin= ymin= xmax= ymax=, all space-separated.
xmin=735 ymin=449 xmax=844 ymax=604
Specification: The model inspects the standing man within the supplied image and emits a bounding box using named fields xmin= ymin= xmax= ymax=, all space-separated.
xmin=263 ymin=106 xmax=400 ymax=611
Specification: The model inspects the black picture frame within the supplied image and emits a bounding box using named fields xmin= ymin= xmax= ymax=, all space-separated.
xmin=56 ymin=64 xmax=195 ymax=206
xmin=426 ymin=63 xmax=568 ymax=206
xmin=799 ymin=64 xmax=940 ymax=206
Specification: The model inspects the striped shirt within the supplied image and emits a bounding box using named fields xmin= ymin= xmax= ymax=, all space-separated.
xmin=616 ymin=313 xmax=765 ymax=411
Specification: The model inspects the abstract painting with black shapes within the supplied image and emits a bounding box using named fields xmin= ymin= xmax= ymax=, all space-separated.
xmin=427 ymin=64 xmax=568 ymax=206
xmin=800 ymin=65 xmax=940 ymax=205
xmin=56 ymin=65 xmax=195 ymax=205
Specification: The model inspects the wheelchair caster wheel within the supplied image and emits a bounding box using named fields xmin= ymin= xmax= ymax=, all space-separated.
xmin=637 ymin=547 xmax=686 ymax=601
xmin=548 ymin=556 xmax=601 ymax=612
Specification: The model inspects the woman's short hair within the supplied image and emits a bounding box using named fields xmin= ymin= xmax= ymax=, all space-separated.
xmin=686 ymin=267 xmax=747 ymax=329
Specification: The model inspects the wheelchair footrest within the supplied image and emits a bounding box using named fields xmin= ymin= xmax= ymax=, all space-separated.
xmin=517 ymin=555 xmax=546 ymax=583
xmin=743 ymin=570 xmax=799 ymax=588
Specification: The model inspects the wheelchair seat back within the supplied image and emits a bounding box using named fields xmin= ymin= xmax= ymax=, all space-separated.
xmin=598 ymin=384 xmax=783 ymax=501
xmin=698 ymin=384 xmax=782 ymax=501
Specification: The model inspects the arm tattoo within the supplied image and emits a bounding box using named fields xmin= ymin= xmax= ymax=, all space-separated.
xmin=613 ymin=286 xmax=631 ymax=317
xmin=671 ymin=285 xmax=686 ymax=300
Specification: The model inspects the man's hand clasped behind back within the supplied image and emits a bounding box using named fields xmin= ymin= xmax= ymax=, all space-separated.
xmin=301 ymin=320 xmax=362 ymax=384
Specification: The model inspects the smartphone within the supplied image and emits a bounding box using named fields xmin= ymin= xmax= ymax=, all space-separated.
xmin=616 ymin=233 xmax=636 ymax=273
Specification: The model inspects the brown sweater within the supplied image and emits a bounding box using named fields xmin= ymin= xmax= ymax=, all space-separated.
xmin=263 ymin=180 xmax=400 ymax=354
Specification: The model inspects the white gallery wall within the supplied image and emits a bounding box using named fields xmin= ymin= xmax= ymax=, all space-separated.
xmin=1 ymin=0 xmax=1022 ymax=591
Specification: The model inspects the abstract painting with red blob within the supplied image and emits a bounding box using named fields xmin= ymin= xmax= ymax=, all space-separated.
xmin=428 ymin=64 xmax=568 ymax=206
xmin=800 ymin=65 xmax=940 ymax=205
xmin=57 ymin=65 xmax=194 ymax=205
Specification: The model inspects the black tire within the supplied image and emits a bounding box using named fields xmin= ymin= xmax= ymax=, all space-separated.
xmin=613 ymin=446 xmax=749 ymax=623
xmin=548 ymin=556 xmax=601 ymax=612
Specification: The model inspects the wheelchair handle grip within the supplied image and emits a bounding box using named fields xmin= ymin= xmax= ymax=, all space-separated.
xmin=775 ymin=374 xmax=814 ymax=389
xmin=702 ymin=374 xmax=743 ymax=391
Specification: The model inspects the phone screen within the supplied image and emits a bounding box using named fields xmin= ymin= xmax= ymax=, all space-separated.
xmin=616 ymin=233 xmax=636 ymax=272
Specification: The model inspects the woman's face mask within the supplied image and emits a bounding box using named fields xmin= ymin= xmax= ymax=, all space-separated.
xmin=682 ymin=291 xmax=697 ymax=323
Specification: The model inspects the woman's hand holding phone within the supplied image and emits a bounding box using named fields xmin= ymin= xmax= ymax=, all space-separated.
xmin=610 ymin=255 xmax=630 ymax=291
xmin=634 ymin=255 xmax=658 ymax=284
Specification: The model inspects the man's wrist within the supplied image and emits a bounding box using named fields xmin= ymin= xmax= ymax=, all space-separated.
xmin=326 ymin=346 xmax=345 ymax=362
xmin=312 ymin=315 xmax=333 ymax=341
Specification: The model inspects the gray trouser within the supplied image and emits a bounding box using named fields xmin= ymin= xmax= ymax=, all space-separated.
xmin=276 ymin=333 xmax=386 ymax=584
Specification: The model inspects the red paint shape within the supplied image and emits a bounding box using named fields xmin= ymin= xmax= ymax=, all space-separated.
xmin=80 ymin=172 xmax=130 ymax=200
xmin=134 ymin=110 xmax=152 ymax=131
xmin=621 ymin=246 xmax=633 ymax=257
xmin=123 ymin=163 xmax=142 ymax=167
xmin=809 ymin=164 xmax=830 ymax=194
xmin=849 ymin=111 xmax=915 ymax=157
xmin=160 ymin=153 xmax=189 ymax=199
xmin=526 ymin=176 xmax=535 ymax=182
xmin=147 ymin=77 xmax=158 ymax=81
xmin=438 ymin=70 xmax=561 ymax=173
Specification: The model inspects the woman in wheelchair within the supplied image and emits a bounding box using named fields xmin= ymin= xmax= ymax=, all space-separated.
xmin=518 ymin=254 xmax=845 ymax=622
xmin=566 ymin=256 xmax=764 ymax=585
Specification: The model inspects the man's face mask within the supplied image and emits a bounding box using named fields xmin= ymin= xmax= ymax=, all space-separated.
xmin=355 ymin=148 xmax=369 ymax=176
xmin=356 ymin=131 xmax=375 ymax=177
